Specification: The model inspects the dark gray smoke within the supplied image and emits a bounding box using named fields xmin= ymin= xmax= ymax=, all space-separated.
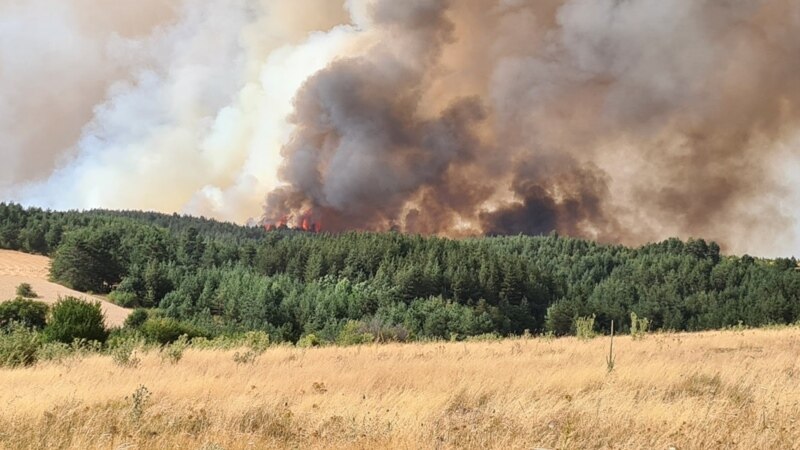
xmin=263 ymin=0 xmax=800 ymax=254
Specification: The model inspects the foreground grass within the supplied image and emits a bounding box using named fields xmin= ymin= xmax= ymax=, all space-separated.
xmin=2 ymin=328 xmax=800 ymax=449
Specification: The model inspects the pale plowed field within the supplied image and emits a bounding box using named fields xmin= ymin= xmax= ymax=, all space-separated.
xmin=0 ymin=249 xmax=130 ymax=327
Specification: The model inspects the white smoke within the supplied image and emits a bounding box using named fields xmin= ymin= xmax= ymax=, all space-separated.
xmin=1 ymin=0 xmax=354 ymax=222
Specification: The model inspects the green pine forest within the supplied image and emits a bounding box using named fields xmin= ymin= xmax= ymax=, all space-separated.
xmin=1 ymin=202 xmax=799 ymax=343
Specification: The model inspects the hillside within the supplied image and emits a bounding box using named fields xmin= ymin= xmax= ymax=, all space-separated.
xmin=1 ymin=328 xmax=799 ymax=449
xmin=0 ymin=250 xmax=130 ymax=327
xmin=1 ymin=203 xmax=799 ymax=343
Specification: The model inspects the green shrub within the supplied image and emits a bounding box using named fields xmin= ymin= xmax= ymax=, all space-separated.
xmin=0 ymin=298 xmax=49 ymax=329
xmin=0 ymin=325 xmax=42 ymax=368
xmin=336 ymin=321 xmax=374 ymax=346
xmin=141 ymin=317 xmax=204 ymax=345
xmin=242 ymin=331 xmax=270 ymax=354
xmin=43 ymin=297 xmax=108 ymax=344
xmin=108 ymin=290 xmax=139 ymax=308
xmin=124 ymin=309 xmax=149 ymax=329
xmin=15 ymin=283 xmax=37 ymax=298
xmin=297 ymin=333 xmax=323 ymax=348
xmin=574 ymin=314 xmax=597 ymax=340
xmin=544 ymin=300 xmax=578 ymax=336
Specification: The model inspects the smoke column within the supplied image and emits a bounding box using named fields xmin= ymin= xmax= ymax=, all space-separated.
xmin=265 ymin=0 xmax=800 ymax=255
xmin=2 ymin=0 xmax=800 ymax=256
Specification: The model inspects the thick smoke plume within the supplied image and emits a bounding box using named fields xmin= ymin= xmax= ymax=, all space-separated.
xmin=265 ymin=0 xmax=800 ymax=255
xmin=2 ymin=0 xmax=800 ymax=256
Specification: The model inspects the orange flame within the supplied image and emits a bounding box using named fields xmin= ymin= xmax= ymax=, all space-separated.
xmin=264 ymin=211 xmax=321 ymax=233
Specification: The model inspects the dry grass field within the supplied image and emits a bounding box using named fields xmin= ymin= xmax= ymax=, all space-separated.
xmin=1 ymin=327 xmax=799 ymax=449
xmin=0 ymin=250 xmax=130 ymax=327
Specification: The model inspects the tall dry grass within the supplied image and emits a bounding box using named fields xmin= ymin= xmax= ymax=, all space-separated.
xmin=2 ymin=328 xmax=800 ymax=449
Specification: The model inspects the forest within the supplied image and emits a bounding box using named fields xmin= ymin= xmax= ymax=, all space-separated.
xmin=1 ymin=202 xmax=798 ymax=343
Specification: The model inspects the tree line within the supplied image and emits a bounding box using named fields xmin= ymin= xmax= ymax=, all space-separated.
xmin=1 ymin=202 xmax=798 ymax=343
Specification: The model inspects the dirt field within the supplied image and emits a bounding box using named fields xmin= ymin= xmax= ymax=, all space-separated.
xmin=0 ymin=249 xmax=130 ymax=327
xmin=1 ymin=327 xmax=799 ymax=449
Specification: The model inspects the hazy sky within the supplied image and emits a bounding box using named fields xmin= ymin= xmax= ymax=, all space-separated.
xmin=2 ymin=0 xmax=799 ymax=257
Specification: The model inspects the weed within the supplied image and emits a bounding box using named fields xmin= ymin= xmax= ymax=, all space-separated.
xmin=541 ymin=331 xmax=556 ymax=341
xmin=36 ymin=341 xmax=72 ymax=363
xmin=630 ymin=312 xmax=650 ymax=340
xmin=161 ymin=334 xmax=189 ymax=364
xmin=465 ymin=332 xmax=502 ymax=342
xmin=233 ymin=350 xmax=257 ymax=365
xmin=128 ymin=385 xmax=151 ymax=421
xmin=111 ymin=338 xmax=141 ymax=368
xmin=200 ymin=444 xmax=225 ymax=450
xmin=574 ymin=315 xmax=597 ymax=340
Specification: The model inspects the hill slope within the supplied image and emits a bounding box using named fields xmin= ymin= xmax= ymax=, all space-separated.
xmin=0 ymin=250 xmax=130 ymax=327
xmin=2 ymin=203 xmax=800 ymax=342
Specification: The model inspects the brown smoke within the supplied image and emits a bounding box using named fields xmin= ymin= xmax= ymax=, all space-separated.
xmin=263 ymin=0 xmax=800 ymax=252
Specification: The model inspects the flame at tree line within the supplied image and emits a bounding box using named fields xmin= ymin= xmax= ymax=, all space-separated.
xmin=265 ymin=209 xmax=322 ymax=233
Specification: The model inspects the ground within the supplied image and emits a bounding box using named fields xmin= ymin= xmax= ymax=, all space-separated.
xmin=0 ymin=249 xmax=130 ymax=327
xmin=1 ymin=327 xmax=799 ymax=449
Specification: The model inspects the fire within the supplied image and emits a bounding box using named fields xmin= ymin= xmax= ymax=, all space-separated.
xmin=264 ymin=215 xmax=288 ymax=231
xmin=264 ymin=210 xmax=321 ymax=233
xmin=298 ymin=209 xmax=322 ymax=232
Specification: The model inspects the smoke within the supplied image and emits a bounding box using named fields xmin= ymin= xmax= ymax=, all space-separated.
xmin=1 ymin=0 xmax=350 ymax=220
xmin=265 ymin=0 xmax=800 ymax=255
xmin=2 ymin=0 xmax=800 ymax=255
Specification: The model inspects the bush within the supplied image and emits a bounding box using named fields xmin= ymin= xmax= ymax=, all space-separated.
xmin=0 ymin=298 xmax=49 ymax=329
xmin=242 ymin=331 xmax=270 ymax=354
xmin=43 ymin=297 xmax=108 ymax=344
xmin=545 ymin=300 xmax=578 ymax=336
xmin=108 ymin=290 xmax=139 ymax=308
xmin=360 ymin=317 xmax=409 ymax=343
xmin=336 ymin=321 xmax=374 ymax=346
xmin=0 ymin=325 xmax=42 ymax=367
xmin=297 ymin=333 xmax=323 ymax=348
xmin=140 ymin=317 xmax=204 ymax=345
xmin=124 ymin=309 xmax=149 ymax=329
xmin=15 ymin=283 xmax=37 ymax=298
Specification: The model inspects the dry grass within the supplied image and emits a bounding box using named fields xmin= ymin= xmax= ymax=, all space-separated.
xmin=0 ymin=250 xmax=130 ymax=327
xmin=2 ymin=328 xmax=800 ymax=449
